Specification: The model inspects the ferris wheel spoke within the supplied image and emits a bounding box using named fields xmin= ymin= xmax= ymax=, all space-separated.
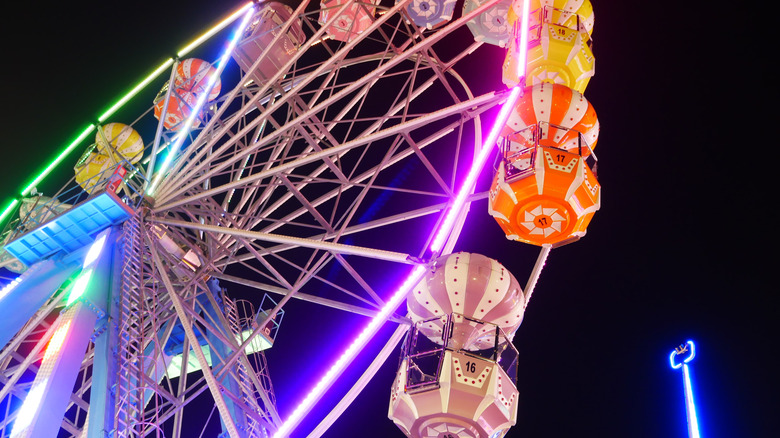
xmin=157 ymin=65 xmax=451 ymax=212
xmin=216 ymin=191 xmax=490 ymax=274
xmin=229 ymin=241 xmax=379 ymax=309
xmin=160 ymin=199 xmax=396 ymax=315
xmin=199 ymin=224 xmax=389 ymax=311
xmin=153 ymin=2 xmax=408 ymax=198
xmin=213 ymin=272 xmax=407 ymax=325
xmin=330 ymin=252 xmax=385 ymax=305
xmin=277 ymin=174 xmax=338 ymax=233
xmin=154 ymin=110 xmax=488 ymax=269
xmin=154 ymin=8 xmax=494 ymax=205
xmin=152 ymin=90 xmax=500 ymax=214
xmin=147 ymin=233 xmax=246 ymax=438
xmin=152 ymin=218 xmax=418 ymax=266
xmin=239 ymin=112 xmax=481 ymax=237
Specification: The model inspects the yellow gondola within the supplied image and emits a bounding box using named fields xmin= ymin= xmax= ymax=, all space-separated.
xmin=95 ymin=123 xmax=144 ymax=164
xmin=503 ymin=0 xmax=595 ymax=92
xmin=74 ymin=152 xmax=112 ymax=192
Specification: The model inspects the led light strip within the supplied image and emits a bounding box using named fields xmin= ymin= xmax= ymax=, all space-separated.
xmin=0 ymin=251 xmax=43 ymax=302
xmin=177 ymin=2 xmax=253 ymax=58
xmin=681 ymin=363 xmax=701 ymax=438
xmin=273 ymin=265 xmax=427 ymax=438
xmin=65 ymin=229 xmax=110 ymax=307
xmin=10 ymin=378 xmax=49 ymax=437
xmin=515 ymin=0 xmax=532 ymax=78
xmin=429 ymin=86 xmax=522 ymax=253
xmin=147 ymin=5 xmax=255 ymax=196
xmin=20 ymin=125 xmax=95 ymax=197
xmin=96 ymin=60 xmax=175 ymax=125
xmin=0 ymin=198 xmax=19 ymax=229
xmin=275 ymin=2 xmax=533 ymax=435
xmin=0 ymin=275 xmax=23 ymax=302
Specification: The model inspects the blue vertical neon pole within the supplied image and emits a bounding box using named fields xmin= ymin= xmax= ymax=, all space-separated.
xmin=670 ymin=341 xmax=701 ymax=438
xmin=87 ymin=228 xmax=122 ymax=437
xmin=0 ymin=257 xmax=82 ymax=349
xmin=10 ymin=228 xmax=114 ymax=438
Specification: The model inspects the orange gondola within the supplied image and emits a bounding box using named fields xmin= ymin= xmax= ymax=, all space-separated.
xmin=503 ymin=82 xmax=598 ymax=153
xmin=174 ymin=58 xmax=221 ymax=102
xmin=153 ymin=90 xmax=202 ymax=131
xmin=489 ymin=83 xmax=600 ymax=246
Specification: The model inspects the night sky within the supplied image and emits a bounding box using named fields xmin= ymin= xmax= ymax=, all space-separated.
xmin=1 ymin=1 xmax=775 ymax=437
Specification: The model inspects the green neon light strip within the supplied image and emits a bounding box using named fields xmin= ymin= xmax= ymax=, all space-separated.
xmin=97 ymin=59 xmax=174 ymax=123
xmin=20 ymin=124 xmax=96 ymax=197
xmin=13 ymin=2 xmax=252 ymax=201
xmin=66 ymin=268 xmax=93 ymax=306
xmin=0 ymin=199 xmax=20 ymax=228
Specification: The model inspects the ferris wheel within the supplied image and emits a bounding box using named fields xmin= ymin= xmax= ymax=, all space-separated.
xmin=0 ymin=1 xmax=602 ymax=437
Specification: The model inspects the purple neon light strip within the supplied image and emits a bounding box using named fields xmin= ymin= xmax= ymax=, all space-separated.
xmin=429 ymin=86 xmax=522 ymax=253
xmin=275 ymin=87 xmax=523 ymax=437
xmin=276 ymin=1 xmax=532 ymax=435
xmin=275 ymin=88 xmax=521 ymax=436
xmin=147 ymin=5 xmax=255 ymax=196
xmin=431 ymin=0 xmax=530 ymax=252
xmin=273 ymin=265 xmax=427 ymax=437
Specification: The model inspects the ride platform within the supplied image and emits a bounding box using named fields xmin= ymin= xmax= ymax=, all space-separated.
xmin=4 ymin=191 xmax=134 ymax=268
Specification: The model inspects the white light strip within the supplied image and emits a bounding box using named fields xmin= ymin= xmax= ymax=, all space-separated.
xmin=177 ymin=2 xmax=254 ymax=58
xmin=682 ymin=364 xmax=701 ymax=438
xmin=0 ymin=277 xmax=22 ymax=302
xmin=147 ymin=6 xmax=255 ymax=196
xmin=515 ymin=0 xmax=531 ymax=78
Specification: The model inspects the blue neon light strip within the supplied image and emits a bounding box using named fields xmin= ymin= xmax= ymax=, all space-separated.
xmin=670 ymin=340 xmax=702 ymax=438
xmin=147 ymin=6 xmax=255 ymax=196
xmin=681 ymin=364 xmax=701 ymax=438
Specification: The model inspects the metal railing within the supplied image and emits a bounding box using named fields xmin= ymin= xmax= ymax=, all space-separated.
xmin=527 ymin=5 xmax=593 ymax=49
xmin=401 ymin=313 xmax=519 ymax=393
xmin=499 ymin=121 xmax=598 ymax=181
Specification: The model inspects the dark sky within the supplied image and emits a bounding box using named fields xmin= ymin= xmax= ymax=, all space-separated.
xmin=1 ymin=1 xmax=776 ymax=438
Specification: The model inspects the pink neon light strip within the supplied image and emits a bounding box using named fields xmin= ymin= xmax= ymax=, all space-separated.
xmin=276 ymin=1 xmax=532 ymax=435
